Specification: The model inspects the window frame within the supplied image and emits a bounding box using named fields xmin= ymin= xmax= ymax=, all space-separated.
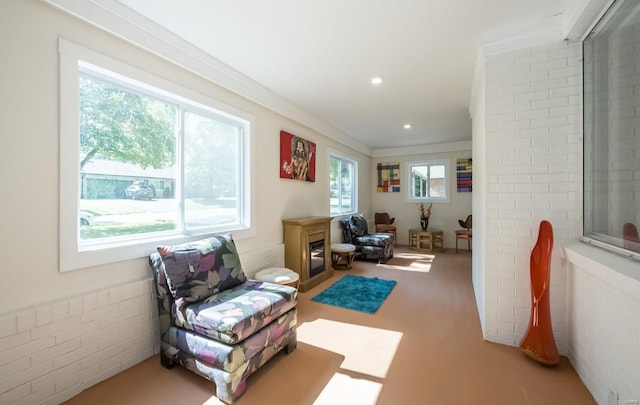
xmin=580 ymin=0 xmax=640 ymax=262
xmin=59 ymin=39 xmax=255 ymax=272
xmin=329 ymin=151 xmax=358 ymax=216
xmin=406 ymin=159 xmax=451 ymax=203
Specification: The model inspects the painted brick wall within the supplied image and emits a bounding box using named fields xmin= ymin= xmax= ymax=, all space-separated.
xmin=0 ymin=279 xmax=158 ymax=405
xmin=0 ymin=244 xmax=284 ymax=405
xmin=481 ymin=38 xmax=640 ymax=404
xmin=483 ymin=40 xmax=582 ymax=351
xmin=565 ymin=246 xmax=640 ymax=405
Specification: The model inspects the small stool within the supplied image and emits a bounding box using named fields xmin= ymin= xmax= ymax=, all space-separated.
xmin=331 ymin=243 xmax=356 ymax=270
xmin=254 ymin=267 xmax=300 ymax=290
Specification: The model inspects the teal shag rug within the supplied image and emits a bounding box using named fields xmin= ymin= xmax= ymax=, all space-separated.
xmin=311 ymin=275 xmax=397 ymax=314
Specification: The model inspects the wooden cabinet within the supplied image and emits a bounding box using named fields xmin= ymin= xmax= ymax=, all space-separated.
xmin=282 ymin=216 xmax=332 ymax=292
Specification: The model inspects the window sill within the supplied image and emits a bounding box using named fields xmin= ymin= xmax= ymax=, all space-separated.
xmin=61 ymin=226 xmax=255 ymax=272
xmin=563 ymin=241 xmax=640 ymax=297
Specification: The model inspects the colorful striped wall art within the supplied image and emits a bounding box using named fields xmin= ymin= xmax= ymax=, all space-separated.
xmin=456 ymin=158 xmax=472 ymax=192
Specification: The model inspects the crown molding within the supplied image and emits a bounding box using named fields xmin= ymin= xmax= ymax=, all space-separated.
xmin=372 ymin=140 xmax=472 ymax=158
xmin=563 ymin=0 xmax=614 ymax=40
xmin=479 ymin=26 xmax=565 ymax=58
xmin=43 ymin=0 xmax=372 ymax=156
xmin=469 ymin=0 xmax=613 ymax=119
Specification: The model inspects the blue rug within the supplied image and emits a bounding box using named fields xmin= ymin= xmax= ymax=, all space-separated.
xmin=311 ymin=275 xmax=397 ymax=314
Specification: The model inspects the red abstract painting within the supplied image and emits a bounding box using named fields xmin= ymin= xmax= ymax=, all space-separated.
xmin=280 ymin=130 xmax=316 ymax=182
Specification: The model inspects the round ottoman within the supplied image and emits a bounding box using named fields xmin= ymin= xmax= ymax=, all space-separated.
xmin=331 ymin=243 xmax=356 ymax=270
xmin=254 ymin=267 xmax=300 ymax=290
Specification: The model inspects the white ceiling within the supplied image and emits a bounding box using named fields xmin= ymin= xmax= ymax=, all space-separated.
xmin=116 ymin=0 xmax=574 ymax=151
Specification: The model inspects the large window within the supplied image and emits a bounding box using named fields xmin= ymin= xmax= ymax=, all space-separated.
xmin=59 ymin=40 xmax=253 ymax=271
xmin=583 ymin=0 xmax=640 ymax=260
xmin=329 ymin=153 xmax=357 ymax=215
xmin=407 ymin=160 xmax=450 ymax=203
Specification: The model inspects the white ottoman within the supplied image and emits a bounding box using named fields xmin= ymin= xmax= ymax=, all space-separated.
xmin=254 ymin=267 xmax=300 ymax=290
xmin=331 ymin=243 xmax=356 ymax=270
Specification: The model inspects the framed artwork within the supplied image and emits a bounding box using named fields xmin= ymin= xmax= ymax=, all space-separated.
xmin=280 ymin=130 xmax=316 ymax=182
xmin=377 ymin=162 xmax=400 ymax=192
xmin=456 ymin=158 xmax=472 ymax=192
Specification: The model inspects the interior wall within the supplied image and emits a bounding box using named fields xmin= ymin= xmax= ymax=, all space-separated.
xmin=0 ymin=1 xmax=373 ymax=402
xmin=470 ymin=59 xmax=487 ymax=334
xmin=474 ymin=9 xmax=640 ymax=403
xmin=564 ymin=243 xmax=640 ymax=405
xmin=481 ymin=40 xmax=583 ymax=353
xmin=370 ymin=151 xmax=473 ymax=248
xmin=0 ymin=0 xmax=371 ymax=314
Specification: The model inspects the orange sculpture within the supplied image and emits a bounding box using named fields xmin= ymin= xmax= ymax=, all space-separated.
xmin=623 ymin=222 xmax=640 ymax=253
xmin=519 ymin=220 xmax=559 ymax=366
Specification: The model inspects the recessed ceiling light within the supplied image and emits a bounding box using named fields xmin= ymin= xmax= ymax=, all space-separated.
xmin=404 ymin=124 xmax=412 ymax=130
xmin=371 ymin=77 xmax=383 ymax=85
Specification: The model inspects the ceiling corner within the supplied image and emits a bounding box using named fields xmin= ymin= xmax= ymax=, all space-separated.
xmin=563 ymin=0 xmax=614 ymax=40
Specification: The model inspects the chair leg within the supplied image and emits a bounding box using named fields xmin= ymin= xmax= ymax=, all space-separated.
xmin=455 ymin=235 xmax=459 ymax=253
xmin=285 ymin=339 xmax=297 ymax=354
xmin=160 ymin=351 xmax=174 ymax=369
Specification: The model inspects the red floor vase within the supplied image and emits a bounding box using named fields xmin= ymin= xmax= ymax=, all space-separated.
xmin=519 ymin=220 xmax=559 ymax=366
xmin=623 ymin=222 xmax=640 ymax=253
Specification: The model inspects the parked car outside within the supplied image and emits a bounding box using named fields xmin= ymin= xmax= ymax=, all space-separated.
xmin=80 ymin=211 xmax=95 ymax=226
xmin=125 ymin=181 xmax=153 ymax=200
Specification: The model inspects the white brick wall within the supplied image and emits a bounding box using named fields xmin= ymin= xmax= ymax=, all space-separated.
xmin=565 ymin=245 xmax=640 ymax=405
xmin=483 ymin=40 xmax=582 ymax=351
xmin=0 ymin=279 xmax=159 ymax=405
xmin=0 ymin=244 xmax=283 ymax=405
xmin=479 ymin=38 xmax=640 ymax=405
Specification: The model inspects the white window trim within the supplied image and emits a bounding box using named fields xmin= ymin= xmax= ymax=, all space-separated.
xmin=580 ymin=0 xmax=640 ymax=262
xmin=328 ymin=150 xmax=358 ymax=216
xmin=59 ymin=38 xmax=255 ymax=272
xmin=406 ymin=159 xmax=451 ymax=203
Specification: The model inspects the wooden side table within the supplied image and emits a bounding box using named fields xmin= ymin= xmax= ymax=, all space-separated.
xmin=408 ymin=228 xmax=444 ymax=253
xmin=408 ymin=228 xmax=420 ymax=249
xmin=254 ymin=267 xmax=300 ymax=290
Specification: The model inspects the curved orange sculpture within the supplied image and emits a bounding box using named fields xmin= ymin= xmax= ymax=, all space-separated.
xmin=519 ymin=220 xmax=559 ymax=366
xmin=623 ymin=222 xmax=640 ymax=253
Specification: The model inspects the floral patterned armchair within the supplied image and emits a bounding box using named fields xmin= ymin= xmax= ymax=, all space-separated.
xmin=149 ymin=233 xmax=297 ymax=403
xmin=340 ymin=214 xmax=394 ymax=263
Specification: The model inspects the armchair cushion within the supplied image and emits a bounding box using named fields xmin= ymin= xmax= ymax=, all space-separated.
xmin=354 ymin=234 xmax=393 ymax=247
xmin=350 ymin=215 xmax=369 ymax=236
xmin=173 ymin=280 xmax=297 ymax=345
xmin=157 ymin=233 xmax=247 ymax=303
xmin=167 ymin=308 xmax=297 ymax=372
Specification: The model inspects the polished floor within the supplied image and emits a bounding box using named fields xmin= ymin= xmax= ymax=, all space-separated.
xmin=63 ymin=247 xmax=595 ymax=405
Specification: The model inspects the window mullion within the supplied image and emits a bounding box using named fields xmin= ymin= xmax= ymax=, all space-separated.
xmin=177 ymin=106 xmax=185 ymax=231
xmin=427 ymin=165 xmax=431 ymax=198
xmin=337 ymin=159 xmax=343 ymax=214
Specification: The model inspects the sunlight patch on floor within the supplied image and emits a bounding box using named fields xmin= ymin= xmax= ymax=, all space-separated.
xmin=312 ymin=372 xmax=382 ymax=405
xmin=297 ymin=319 xmax=403 ymax=378
xmin=376 ymin=251 xmax=434 ymax=272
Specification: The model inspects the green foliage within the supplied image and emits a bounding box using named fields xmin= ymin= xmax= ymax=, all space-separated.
xmin=79 ymin=74 xmax=176 ymax=170
xmin=80 ymin=221 xmax=175 ymax=239
xmin=183 ymin=111 xmax=237 ymax=198
xmin=329 ymin=157 xmax=339 ymax=198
